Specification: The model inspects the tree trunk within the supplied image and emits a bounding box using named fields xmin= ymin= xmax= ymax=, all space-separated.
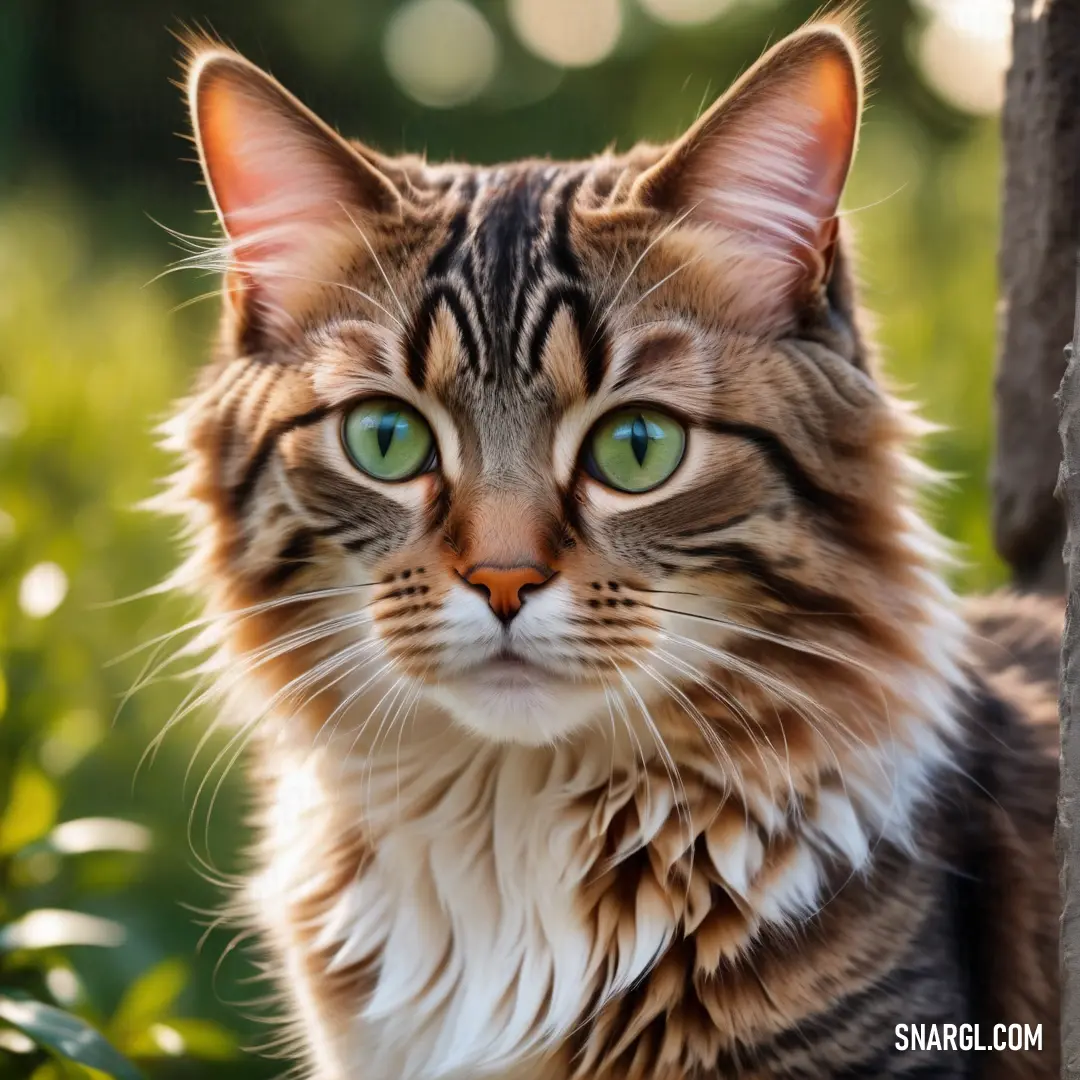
xmin=996 ymin=3 xmax=1080 ymax=1073
xmin=1057 ymin=270 xmax=1080 ymax=1080
xmin=993 ymin=0 xmax=1080 ymax=591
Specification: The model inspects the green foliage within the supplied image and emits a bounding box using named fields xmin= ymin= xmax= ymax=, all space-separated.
xmin=0 ymin=207 xmax=253 ymax=1077
xmin=849 ymin=117 xmax=1008 ymax=591
xmin=0 ymin=996 xmax=143 ymax=1080
xmin=0 ymin=1 xmax=1009 ymax=1076
xmin=0 ymin=728 xmax=238 ymax=1076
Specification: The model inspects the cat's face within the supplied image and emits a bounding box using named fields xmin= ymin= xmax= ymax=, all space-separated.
xmin=174 ymin=24 xmax=930 ymax=750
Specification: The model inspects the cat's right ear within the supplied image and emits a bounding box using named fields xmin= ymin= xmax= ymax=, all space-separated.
xmin=186 ymin=47 xmax=401 ymax=346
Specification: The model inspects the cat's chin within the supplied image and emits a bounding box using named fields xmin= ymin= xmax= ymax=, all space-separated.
xmin=429 ymin=660 xmax=604 ymax=746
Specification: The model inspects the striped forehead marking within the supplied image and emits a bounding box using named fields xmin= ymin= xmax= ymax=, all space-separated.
xmin=405 ymin=169 xmax=607 ymax=394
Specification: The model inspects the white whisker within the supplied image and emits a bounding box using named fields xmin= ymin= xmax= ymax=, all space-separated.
xmin=613 ymin=663 xmax=691 ymax=848
xmin=340 ymin=203 xmax=411 ymax=327
xmin=598 ymin=205 xmax=697 ymax=331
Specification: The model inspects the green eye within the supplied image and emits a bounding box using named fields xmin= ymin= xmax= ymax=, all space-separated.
xmin=586 ymin=407 xmax=686 ymax=493
xmin=342 ymin=398 xmax=435 ymax=481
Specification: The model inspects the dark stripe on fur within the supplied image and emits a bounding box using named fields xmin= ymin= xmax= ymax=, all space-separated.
xmin=472 ymin=172 xmax=547 ymax=379
xmin=528 ymin=284 xmax=607 ymax=393
xmin=344 ymin=535 xmax=379 ymax=554
xmin=258 ymin=530 xmax=314 ymax=590
xmin=406 ymin=285 xmax=481 ymax=387
xmin=674 ymin=512 xmax=754 ymax=537
xmin=457 ymin=247 xmax=495 ymax=367
xmin=426 ymin=206 xmax=470 ymax=282
xmin=612 ymin=331 xmax=689 ymax=391
xmin=706 ymin=419 xmax=854 ymax=526
xmin=412 ymin=184 xmax=477 ymax=386
xmin=665 ymin=540 xmax=860 ymax=617
xmin=549 ymin=173 xmax=585 ymax=281
xmin=507 ymin=270 xmax=537 ymax=371
xmin=230 ymin=405 xmax=332 ymax=512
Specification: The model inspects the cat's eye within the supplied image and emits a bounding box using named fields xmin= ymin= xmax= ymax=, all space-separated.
xmin=585 ymin=407 xmax=686 ymax=493
xmin=341 ymin=398 xmax=435 ymax=482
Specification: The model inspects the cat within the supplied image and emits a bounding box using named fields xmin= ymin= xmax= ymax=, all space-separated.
xmin=157 ymin=15 xmax=1061 ymax=1080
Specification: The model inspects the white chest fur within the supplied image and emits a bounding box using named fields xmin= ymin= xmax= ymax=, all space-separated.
xmin=271 ymin=739 xmax=655 ymax=1080
xmin=254 ymin=707 xmax=953 ymax=1080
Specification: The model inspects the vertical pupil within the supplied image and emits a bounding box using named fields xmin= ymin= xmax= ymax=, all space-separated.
xmin=630 ymin=414 xmax=650 ymax=466
xmin=377 ymin=411 xmax=400 ymax=457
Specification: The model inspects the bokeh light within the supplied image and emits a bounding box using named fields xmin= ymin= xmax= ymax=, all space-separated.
xmin=18 ymin=561 xmax=68 ymax=618
xmin=914 ymin=0 xmax=1011 ymax=115
xmin=0 ymin=1031 xmax=35 ymax=1055
xmin=384 ymin=0 xmax=499 ymax=108
xmin=509 ymin=0 xmax=622 ymax=68
xmin=0 ymin=396 xmax=27 ymax=438
xmin=150 ymin=1024 xmax=187 ymax=1056
xmin=2 ymin=909 xmax=124 ymax=951
xmin=49 ymin=817 xmax=152 ymax=854
xmin=44 ymin=966 xmax=81 ymax=1005
xmin=638 ymin=0 xmax=736 ymax=27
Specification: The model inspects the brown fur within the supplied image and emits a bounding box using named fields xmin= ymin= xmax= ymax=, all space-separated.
xmin=158 ymin=19 xmax=1061 ymax=1080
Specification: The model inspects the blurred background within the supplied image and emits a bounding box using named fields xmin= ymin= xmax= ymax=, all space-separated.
xmin=0 ymin=0 xmax=1012 ymax=1076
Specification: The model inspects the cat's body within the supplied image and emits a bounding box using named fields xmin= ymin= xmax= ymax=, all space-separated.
xmin=252 ymin=607 xmax=1059 ymax=1080
xmin=161 ymin=19 xmax=1060 ymax=1079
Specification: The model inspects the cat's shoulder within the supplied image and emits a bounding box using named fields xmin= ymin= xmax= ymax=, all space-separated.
xmin=965 ymin=590 xmax=1063 ymax=687
xmin=963 ymin=589 xmax=1062 ymax=761
xmin=921 ymin=592 xmax=1062 ymax=1079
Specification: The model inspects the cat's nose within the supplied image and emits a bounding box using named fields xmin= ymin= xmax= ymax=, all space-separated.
xmin=460 ymin=563 xmax=554 ymax=624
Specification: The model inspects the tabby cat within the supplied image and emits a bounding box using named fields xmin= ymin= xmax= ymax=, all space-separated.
xmin=159 ymin=17 xmax=1061 ymax=1080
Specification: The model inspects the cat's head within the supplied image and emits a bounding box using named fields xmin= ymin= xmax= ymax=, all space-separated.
xmin=168 ymin=21 xmax=958 ymax=754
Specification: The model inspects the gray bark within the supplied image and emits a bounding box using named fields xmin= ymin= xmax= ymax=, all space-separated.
xmin=993 ymin=0 xmax=1080 ymax=591
xmin=1058 ymin=267 xmax=1080 ymax=1079
xmin=997 ymin=3 xmax=1080 ymax=1072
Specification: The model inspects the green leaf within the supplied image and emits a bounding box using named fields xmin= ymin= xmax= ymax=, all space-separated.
xmin=0 ymin=765 xmax=59 ymax=854
xmin=39 ymin=711 xmax=105 ymax=778
xmin=161 ymin=1019 xmax=236 ymax=1060
xmin=28 ymin=1065 xmax=64 ymax=1080
xmin=109 ymin=960 xmax=186 ymax=1036
xmin=0 ymin=994 xmax=144 ymax=1080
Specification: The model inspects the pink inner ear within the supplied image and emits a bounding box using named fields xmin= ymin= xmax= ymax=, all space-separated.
xmin=682 ymin=51 xmax=858 ymax=269
xmin=197 ymin=74 xmax=356 ymax=268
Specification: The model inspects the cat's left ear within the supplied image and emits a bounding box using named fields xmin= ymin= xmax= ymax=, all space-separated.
xmin=633 ymin=22 xmax=862 ymax=316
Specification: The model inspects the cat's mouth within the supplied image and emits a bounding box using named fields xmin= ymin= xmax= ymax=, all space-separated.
xmin=436 ymin=644 xmax=582 ymax=699
xmin=493 ymin=647 xmax=534 ymax=666
xmin=430 ymin=646 xmax=606 ymax=744
xmin=465 ymin=649 xmax=558 ymax=686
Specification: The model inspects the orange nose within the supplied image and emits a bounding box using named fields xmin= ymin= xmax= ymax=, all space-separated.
xmin=462 ymin=564 xmax=553 ymax=623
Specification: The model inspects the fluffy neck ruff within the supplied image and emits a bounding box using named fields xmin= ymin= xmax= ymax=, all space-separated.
xmin=252 ymin=564 xmax=966 ymax=1080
